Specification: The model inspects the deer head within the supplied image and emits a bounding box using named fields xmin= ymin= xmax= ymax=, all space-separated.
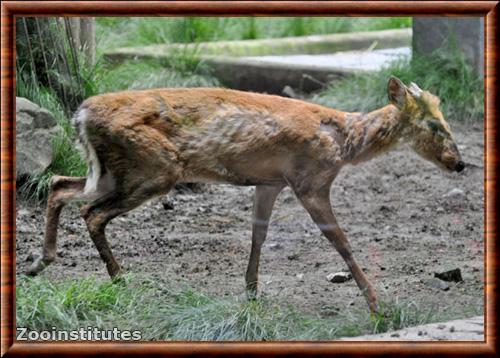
xmin=387 ymin=76 xmax=464 ymax=172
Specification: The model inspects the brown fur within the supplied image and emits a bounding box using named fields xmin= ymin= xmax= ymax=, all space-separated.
xmin=27 ymin=78 xmax=463 ymax=313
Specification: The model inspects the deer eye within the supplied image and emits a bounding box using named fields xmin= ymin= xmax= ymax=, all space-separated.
xmin=426 ymin=119 xmax=443 ymax=133
xmin=425 ymin=119 xmax=448 ymax=142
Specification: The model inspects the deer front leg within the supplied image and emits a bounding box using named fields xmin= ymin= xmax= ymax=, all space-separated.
xmin=245 ymin=185 xmax=284 ymax=299
xmin=293 ymin=184 xmax=378 ymax=313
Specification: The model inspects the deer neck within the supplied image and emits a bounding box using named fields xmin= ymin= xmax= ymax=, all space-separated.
xmin=342 ymin=105 xmax=407 ymax=165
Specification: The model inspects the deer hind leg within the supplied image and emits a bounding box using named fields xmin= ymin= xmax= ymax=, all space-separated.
xmin=245 ymin=185 xmax=284 ymax=299
xmin=80 ymin=177 xmax=177 ymax=279
xmin=292 ymin=183 xmax=378 ymax=313
xmin=26 ymin=176 xmax=86 ymax=275
xmin=26 ymin=174 xmax=115 ymax=276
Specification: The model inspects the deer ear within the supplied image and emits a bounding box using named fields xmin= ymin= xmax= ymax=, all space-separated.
xmin=387 ymin=76 xmax=407 ymax=109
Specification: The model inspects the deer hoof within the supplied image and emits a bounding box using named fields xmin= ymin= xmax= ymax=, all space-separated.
xmin=26 ymin=256 xmax=49 ymax=276
xmin=368 ymin=301 xmax=379 ymax=315
xmin=245 ymin=287 xmax=258 ymax=301
xmin=108 ymin=264 xmax=125 ymax=282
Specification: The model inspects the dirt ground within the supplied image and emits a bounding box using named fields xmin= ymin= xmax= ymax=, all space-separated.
xmin=16 ymin=122 xmax=484 ymax=319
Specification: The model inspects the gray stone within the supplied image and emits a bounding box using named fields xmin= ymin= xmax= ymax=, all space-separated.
xmin=16 ymin=97 xmax=60 ymax=178
xmin=421 ymin=277 xmax=450 ymax=291
xmin=267 ymin=243 xmax=283 ymax=250
xmin=326 ymin=272 xmax=352 ymax=283
xmin=413 ymin=18 xmax=484 ymax=76
xmin=443 ymin=188 xmax=466 ymax=200
xmin=434 ymin=268 xmax=463 ymax=282
xmin=16 ymin=97 xmax=57 ymax=130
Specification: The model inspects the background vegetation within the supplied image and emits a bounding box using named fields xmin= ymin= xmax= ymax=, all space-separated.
xmin=16 ymin=17 xmax=483 ymax=340
xmin=96 ymin=17 xmax=411 ymax=49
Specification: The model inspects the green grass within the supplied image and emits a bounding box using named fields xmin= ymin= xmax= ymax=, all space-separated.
xmin=311 ymin=47 xmax=484 ymax=122
xmin=17 ymin=274 xmax=438 ymax=341
xmin=96 ymin=17 xmax=411 ymax=50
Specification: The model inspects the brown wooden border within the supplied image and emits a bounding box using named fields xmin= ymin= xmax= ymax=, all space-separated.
xmin=1 ymin=1 xmax=498 ymax=357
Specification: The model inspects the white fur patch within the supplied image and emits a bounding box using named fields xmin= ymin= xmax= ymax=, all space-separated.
xmin=73 ymin=109 xmax=101 ymax=195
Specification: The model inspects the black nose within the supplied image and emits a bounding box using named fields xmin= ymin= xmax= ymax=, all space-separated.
xmin=455 ymin=161 xmax=465 ymax=172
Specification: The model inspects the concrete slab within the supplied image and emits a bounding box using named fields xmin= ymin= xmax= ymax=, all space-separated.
xmin=341 ymin=316 xmax=484 ymax=341
xmin=103 ymin=29 xmax=412 ymax=94
xmin=205 ymin=47 xmax=410 ymax=93
xmin=105 ymin=28 xmax=411 ymax=61
xmin=242 ymin=47 xmax=410 ymax=72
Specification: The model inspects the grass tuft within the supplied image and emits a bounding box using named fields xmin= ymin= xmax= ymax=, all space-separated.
xmin=17 ymin=274 xmax=440 ymax=341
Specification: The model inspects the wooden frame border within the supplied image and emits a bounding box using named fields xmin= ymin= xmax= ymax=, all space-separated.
xmin=1 ymin=1 xmax=498 ymax=356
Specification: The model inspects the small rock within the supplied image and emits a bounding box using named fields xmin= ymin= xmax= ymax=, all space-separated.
xmin=436 ymin=207 xmax=445 ymax=214
xmin=267 ymin=243 xmax=283 ymax=250
xmin=421 ymin=278 xmax=450 ymax=291
xmin=326 ymin=272 xmax=352 ymax=283
xmin=449 ymin=325 xmax=455 ymax=332
xmin=25 ymin=252 xmax=38 ymax=262
xmin=435 ymin=268 xmax=463 ymax=282
xmin=16 ymin=97 xmax=60 ymax=178
xmin=390 ymin=333 xmax=400 ymax=337
xmin=162 ymin=200 xmax=175 ymax=211
xmin=443 ymin=188 xmax=465 ymax=200
xmin=379 ymin=205 xmax=392 ymax=213
xmin=17 ymin=209 xmax=31 ymax=217
xmin=437 ymin=324 xmax=446 ymax=329
xmin=287 ymin=253 xmax=299 ymax=261
xmin=296 ymin=273 xmax=304 ymax=280
xmin=282 ymin=85 xmax=298 ymax=99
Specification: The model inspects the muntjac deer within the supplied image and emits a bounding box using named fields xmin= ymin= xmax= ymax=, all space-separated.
xmin=27 ymin=77 xmax=464 ymax=313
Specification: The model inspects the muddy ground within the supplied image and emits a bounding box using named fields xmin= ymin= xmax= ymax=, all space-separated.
xmin=16 ymin=122 xmax=484 ymax=320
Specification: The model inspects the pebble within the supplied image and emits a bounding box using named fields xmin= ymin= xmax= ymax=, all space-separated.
xmin=435 ymin=268 xmax=463 ymax=282
xmin=267 ymin=243 xmax=283 ymax=250
xmin=326 ymin=272 xmax=352 ymax=283
xmin=17 ymin=209 xmax=31 ymax=217
xmin=162 ymin=200 xmax=175 ymax=211
xmin=443 ymin=188 xmax=466 ymax=200
xmin=421 ymin=278 xmax=450 ymax=291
